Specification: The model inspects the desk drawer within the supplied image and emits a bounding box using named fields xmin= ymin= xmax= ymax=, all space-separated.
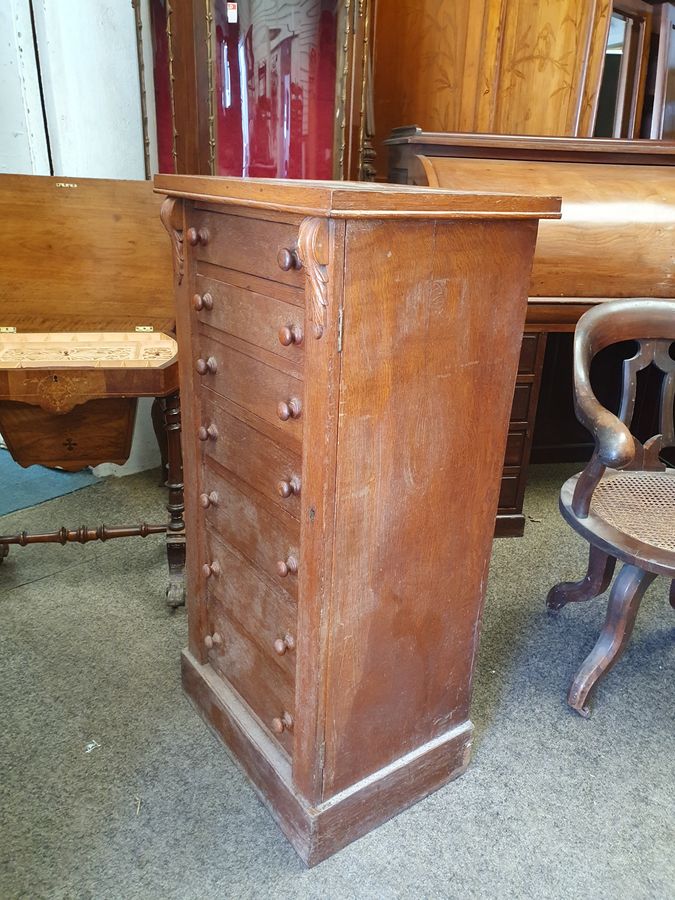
xmin=196 ymin=333 xmax=303 ymax=442
xmin=518 ymin=332 xmax=542 ymax=375
xmin=498 ymin=471 xmax=521 ymax=510
xmin=205 ymin=528 xmax=297 ymax=682
xmin=510 ymin=382 xmax=532 ymax=424
xmin=200 ymin=396 xmax=302 ymax=519
xmin=194 ymin=274 xmax=305 ymax=365
xmin=205 ymin=610 xmax=295 ymax=755
xmin=504 ymin=430 xmax=527 ymax=468
xmin=201 ymin=466 xmax=300 ymax=602
xmin=190 ymin=211 xmax=303 ymax=288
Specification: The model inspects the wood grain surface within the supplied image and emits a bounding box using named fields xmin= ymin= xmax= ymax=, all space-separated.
xmin=420 ymin=155 xmax=675 ymax=299
xmin=321 ymin=216 xmax=539 ymax=795
xmin=0 ymin=175 xmax=173 ymax=333
xmin=373 ymin=0 xmax=612 ymax=177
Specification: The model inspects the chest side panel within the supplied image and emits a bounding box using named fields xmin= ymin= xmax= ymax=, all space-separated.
xmin=322 ymin=216 xmax=539 ymax=797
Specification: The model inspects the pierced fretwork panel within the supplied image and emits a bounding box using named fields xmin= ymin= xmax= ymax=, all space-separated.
xmin=618 ymin=340 xmax=675 ymax=449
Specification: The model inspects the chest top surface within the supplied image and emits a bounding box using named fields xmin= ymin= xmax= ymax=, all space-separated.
xmin=154 ymin=174 xmax=561 ymax=220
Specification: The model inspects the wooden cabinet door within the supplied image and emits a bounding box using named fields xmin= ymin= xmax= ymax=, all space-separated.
xmin=372 ymin=0 xmax=613 ymax=176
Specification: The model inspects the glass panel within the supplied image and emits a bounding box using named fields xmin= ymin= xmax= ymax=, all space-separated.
xmin=594 ymin=13 xmax=629 ymax=138
xmin=211 ymin=1 xmax=341 ymax=179
xmin=149 ymin=0 xmax=175 ymax=173
xmin=663 ymin=24 xmax=675 ymax=139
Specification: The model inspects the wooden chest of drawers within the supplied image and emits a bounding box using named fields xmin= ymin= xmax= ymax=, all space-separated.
xmin=498 ymin=331 xmax=547 ymax=535
xmin=156 ymin=176 xmax=560 ymax=864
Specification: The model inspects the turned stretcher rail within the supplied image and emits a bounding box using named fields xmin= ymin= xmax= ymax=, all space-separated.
xmin=0 ymin=523 xmax=168 ymax=546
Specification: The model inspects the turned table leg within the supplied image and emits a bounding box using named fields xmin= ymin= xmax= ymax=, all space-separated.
xmin=547 ymin=543 xmax=616 ymax=611
xmin=567 ymin=563 xmax=655 ymax=717
xmin=151 ymin=397 xmax=169 ymax=486
xmin=162 ymin=391 xmax=186 ymax=609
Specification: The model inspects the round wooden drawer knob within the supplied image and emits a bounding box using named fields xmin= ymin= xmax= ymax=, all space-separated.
xmin=202 ymin=560 xmax=221 ymax=578
xmin=273 ymin=633 xmax=296 ymax=655
xmin=277 ymin=247 xmax=302 ymax=271
xmin=197 ymin=423 xmax=219 ymax=442
xmin=199 ymin=491 xmax=219 ymax=509
xmin=193 ymin=292 xmax=213 ymax=312
xmin=271 ymin=711 xmax=294 ymax=733
xmin=276 ymin=556 xmax=298 ymax=578
xmin=204 ymin=632 xmax=222 ymax=649
xmin=277 ymin=398 xmax=302 ymax=421
xmin=277 ymin=476 xmax=301 ymax=499
xmin=278 ymin=324 xmax=303 ymax=346
xmin=187 ymin=226 xmax=209 ymax=246
xmin=196 ymin=356 xmax=217 ymax=375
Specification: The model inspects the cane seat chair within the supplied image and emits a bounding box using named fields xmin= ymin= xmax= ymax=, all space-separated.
xmin=547 ymin=298 xmax=675 ymax=716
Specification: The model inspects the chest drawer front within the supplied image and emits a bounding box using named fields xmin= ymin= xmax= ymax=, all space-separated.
xmin=194 ymin=274 xmax=305 ymax=365
xmin=205 ymin=528 xmax=297 ymax=681
xmin=191 ymin=211 xmax=303 ymax=288
xmin=200 ymin=397 xmax=302 ymax=519
xmin=202 ymin=467 xmax=300 ymax=601
xmin=205 ymin=610 xmax=295 ymax=755
xmin=196 ymin=334 xmax=303 ymax=442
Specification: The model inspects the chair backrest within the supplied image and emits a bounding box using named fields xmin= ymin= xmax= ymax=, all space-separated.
xmin=570 ymin=299 xmax=675 ymax=517
xmin=575 ymin=299 xmax=675 ymax=454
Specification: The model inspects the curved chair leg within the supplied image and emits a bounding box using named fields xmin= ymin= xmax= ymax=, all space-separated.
xmin=547 ymin=544 xmax=616 ymax=611
xmin=568 ymin=563 xmax=655 ymax=718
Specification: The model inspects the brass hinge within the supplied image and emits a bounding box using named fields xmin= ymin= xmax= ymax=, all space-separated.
xmin=337 ymin=306 xmax=344 ymax=352
xmin=0 ymin=326 xmax=16 ymax=333
xmin=135 ymin=325 xmax=154 ymax=332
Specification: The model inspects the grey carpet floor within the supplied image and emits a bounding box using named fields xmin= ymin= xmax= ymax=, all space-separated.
xmin=0 ymin=465 xmax=672 ymax=900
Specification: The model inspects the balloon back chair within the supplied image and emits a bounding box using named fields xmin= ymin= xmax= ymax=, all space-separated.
xmin=547 ymin=298 xmax=675 ymax=717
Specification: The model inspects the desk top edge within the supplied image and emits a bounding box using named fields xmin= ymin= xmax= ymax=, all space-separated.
xmin=384 ymin=127 xmax=675 ymax=164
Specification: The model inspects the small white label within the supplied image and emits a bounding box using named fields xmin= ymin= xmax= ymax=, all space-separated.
xmin=227 ymin=2 xmax=237 ymax=23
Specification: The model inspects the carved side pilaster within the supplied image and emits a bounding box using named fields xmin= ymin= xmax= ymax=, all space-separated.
xmin=298 ymin=217 xmax=329 ymax=339
xmin=160 ymin=197 xmax=184 ymax=284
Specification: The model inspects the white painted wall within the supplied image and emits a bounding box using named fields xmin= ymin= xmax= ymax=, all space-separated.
xmin=0 ymin=0 xmax=162 ymax=477
xmin=0 ymin=0 xmax=50 ymax=174
xmin=31 ymin=0 xmax=146 ymax=178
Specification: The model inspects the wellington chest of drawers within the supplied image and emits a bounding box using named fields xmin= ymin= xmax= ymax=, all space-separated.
xmin=156 ymin=175 xmax=560 ymax=864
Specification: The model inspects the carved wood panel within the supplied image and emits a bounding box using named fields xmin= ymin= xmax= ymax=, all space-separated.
xmin=489 ymin=0 xmax=612 ymax=136
xmin=373 ymin=0 xmax=612 ymax=177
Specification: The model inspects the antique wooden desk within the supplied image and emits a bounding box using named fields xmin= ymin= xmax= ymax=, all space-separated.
xmin=386 ymin=129 xmax=675 ymax=536
xmin=155 ymin=174 xmax=560 ymax=863
xmin=0 ymin=175 xmax=185 ymax=605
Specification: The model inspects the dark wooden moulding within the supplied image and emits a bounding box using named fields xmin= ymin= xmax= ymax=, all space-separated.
xmin=155 ymin=173 xmax=560 ymax=864
xmin=386 ymin=127 xmax=675 ymax=537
